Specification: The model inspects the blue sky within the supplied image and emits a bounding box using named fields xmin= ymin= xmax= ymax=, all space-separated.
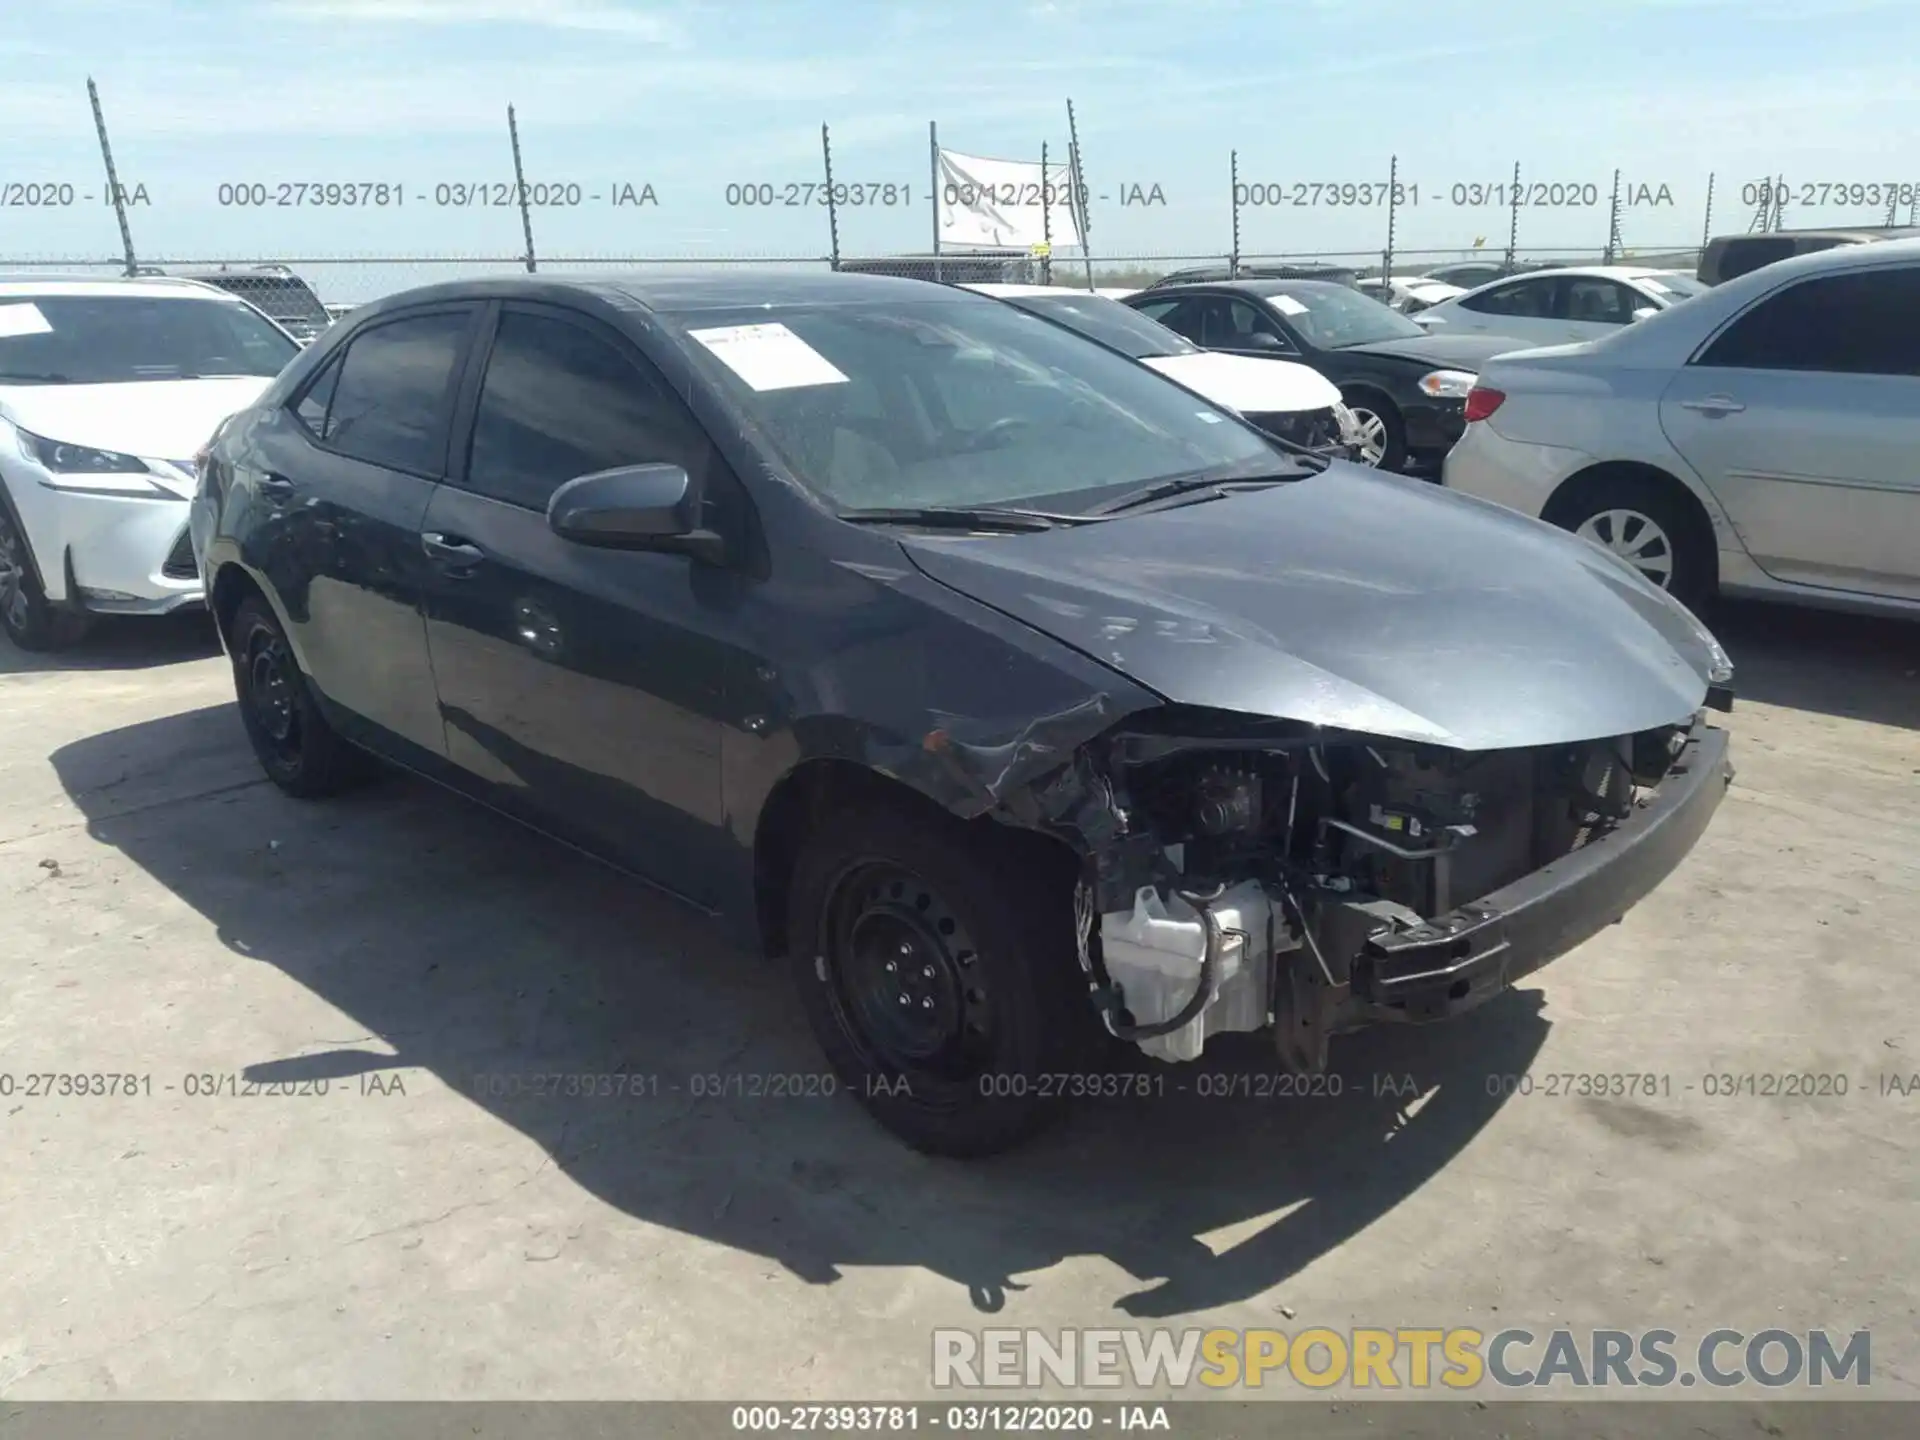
xmin=5 ymin=0 xmax=1919 ymax=273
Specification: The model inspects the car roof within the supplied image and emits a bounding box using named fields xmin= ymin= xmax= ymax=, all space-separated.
xmin=0 ymin=276 xmax=241 ymax=301
xmin=961 ymin=283 xmax=1107 ymax=299
xmin=1136 ymin=277 xmax=1353 ymax=299
xmin=341 ymin=269 xmax=974 ymax=319
xmin=1456 ymin=265 xmax=1685 ymax=284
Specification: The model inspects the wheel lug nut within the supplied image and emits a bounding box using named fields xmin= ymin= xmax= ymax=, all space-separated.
xmin=898 ymin=994 xmax=910 ymax=1007
xmin=884 ymin=960 xmax=896 ymax=973
xmin=922 ymin=965 xmax=934 ymax=978
xmin=922 ymin=998 xmax=934 ymax=1009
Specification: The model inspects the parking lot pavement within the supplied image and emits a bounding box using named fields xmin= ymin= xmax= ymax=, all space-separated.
xmin=0 ymin=605 xmax=1916 ymax=1401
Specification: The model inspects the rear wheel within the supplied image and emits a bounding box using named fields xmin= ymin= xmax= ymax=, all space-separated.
xmin=0 ymin=506 xmax=90 ymax=652
xmin=787 ymin=796 xmax=1091 ymax=1157
xmin=229 ymin=594 xmax=372 ymax=798
xmin=1553 ymin=474 xmax=1712 ymax=608
xmin=1340 ymin=391 xmax=1407 ymax=471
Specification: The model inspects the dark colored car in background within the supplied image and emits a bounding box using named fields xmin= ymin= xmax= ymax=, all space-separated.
xmin=193 ymin=272 xmax=1732 ymax=1157
xmin=1143 ymin=262 xmax=1358 ymax=289
xmin=1126 ymin=279 xmax=1523 ymax=472
xmin=155 ymin=265 xmax=333 ymax=344
xmin=1694 ymin=228 xmax=1920 ymax=286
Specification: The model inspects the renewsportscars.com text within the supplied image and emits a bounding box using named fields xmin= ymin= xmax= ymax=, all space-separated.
xmin=932 ymin=1326 xmax=1871 ymax=1391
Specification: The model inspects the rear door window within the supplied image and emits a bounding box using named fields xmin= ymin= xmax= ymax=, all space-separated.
xmin=1696 ymin=267 xmax=1920 ymax=376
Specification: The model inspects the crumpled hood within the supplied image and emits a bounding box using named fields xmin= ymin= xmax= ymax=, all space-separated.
xmin=0 ymin=377 xmax=272 ymax=463
xmin=899 ymin=465 xmax=1719 ymax=751
xmin=1140 ymin=351 xmax=1342 ymax=414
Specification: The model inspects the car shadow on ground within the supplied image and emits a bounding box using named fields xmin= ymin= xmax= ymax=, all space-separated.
xmin=53 ymin=702 xmax=1552 ymax=1319
xmin=0 ymin=612 xmax=222 ymax=677
xmin=1704 ymin=598 xmax=1920 ymax=732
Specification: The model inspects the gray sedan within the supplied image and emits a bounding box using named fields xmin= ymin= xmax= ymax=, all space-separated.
xmin=1442 ymin=238 xmax=1920 ymax=615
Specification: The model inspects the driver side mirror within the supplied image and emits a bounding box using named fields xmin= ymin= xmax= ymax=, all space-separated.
xmin=1242 ymin=331 xmax=1291 ymax=354
xmin=1630 ymin=306 xmax=1659 ymax=323
xmin=547 ymin=463 xmax=725 ymax=562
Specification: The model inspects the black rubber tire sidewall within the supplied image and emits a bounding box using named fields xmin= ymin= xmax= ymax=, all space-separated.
xmin=787 ymin=800 xmax=1088 ymax=1158
xmin=230 ymin=594 xmax=369 ymax=798
xmin=0 ymin=505 xmax=89 ymax=652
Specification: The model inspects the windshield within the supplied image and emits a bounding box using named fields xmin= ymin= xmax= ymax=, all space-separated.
xmin=1634 ymin=271 xmax=1709 ymax=302
xmin=0 ymin=295 xmax=300 ymax=383
xmin=1008 ymin=292 xmax=1198 ymax=359
xmin=672 ymin=295 xmax=1284 ymax=514
xmin=1260 ymin=284 xmax=1428 ymax=348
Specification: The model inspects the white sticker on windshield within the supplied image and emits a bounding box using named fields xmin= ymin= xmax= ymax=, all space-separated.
xmin=1196 ymin=411 xmax=1224 ymax=423
xmin=1640 ymin=279 xmax=1671 ymax=295
xmin=1271 ymin=295 xmax=1309 ymax=316
xmin=0 ymin=303 xmax=53 ymax=338
xmin=687 ymin=322 xmax=848 ymax=391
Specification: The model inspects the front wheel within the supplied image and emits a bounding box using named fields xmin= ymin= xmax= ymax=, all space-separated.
xmin=1339 ymin=392 xmax=1406 ymax=471
xmin=787 ymin=797 xmax=1091 ymax=1157
xmin=0 ymin=506 xmax=90 ymax=652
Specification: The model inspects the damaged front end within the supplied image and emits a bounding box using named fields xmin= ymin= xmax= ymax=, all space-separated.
xmin=1020 ymin=704 xmax=1734 ymax=1070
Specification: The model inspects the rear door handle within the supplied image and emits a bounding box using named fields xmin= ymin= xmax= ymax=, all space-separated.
xmin=1681 ymin=394 xmax=1745 ymax=416
xmin=421 ymin=532 xmax=486 ymax=571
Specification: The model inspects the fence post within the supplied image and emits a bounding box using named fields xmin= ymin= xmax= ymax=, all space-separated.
xmin=507 ymin=105 xmax=537 ymax=273
xmin=87 ymin=78 xmax=137 ymax=276
xmin=1381 ymin=154 xmax=1397 ymax=282
xmin=1229 ymin=149 xmax=1241 ymax=279
xmin=928 ymin=121 xmax=942 ymax=282
xmin=1504 ymin=161 xmax=1520 ymax=273
xmin=1701 ymin=172 xmax=1715 ymax=249
xmin=1040 ymin=140 xmax=1053 ymax=285
xmin=821 ymin=123 xmax=841 ymax=271
xmin=1066 ymin=99 xmax=1094 ymax=290
xmin=1603 ymin=167 xmax=1622 ymax=262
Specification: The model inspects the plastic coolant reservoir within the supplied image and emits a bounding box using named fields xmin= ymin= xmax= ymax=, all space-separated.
xmin=1098 ymin=879 xmax=1276 ymax=1064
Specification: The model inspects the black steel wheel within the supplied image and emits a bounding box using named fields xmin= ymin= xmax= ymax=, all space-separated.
xmin=787 ymin=795 xmax=1092 ymax=1157
xmin=229 ymin=592 xmax=371 ymax=798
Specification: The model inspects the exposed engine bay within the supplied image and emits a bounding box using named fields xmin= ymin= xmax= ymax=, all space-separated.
xmin=1029 ymin=707 xmax=1712 ymax=1070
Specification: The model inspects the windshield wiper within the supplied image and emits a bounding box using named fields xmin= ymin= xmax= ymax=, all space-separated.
xmin=0 ymin=371 xmax=76 ymax=384
xmin=837 ymin=504 xmax=1097 ymax=532
xmin=1086 ymin=470 xmax=1303 ymax=517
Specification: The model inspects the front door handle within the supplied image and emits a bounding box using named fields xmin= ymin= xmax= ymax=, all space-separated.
xmin=421 ymin=532 xmax=485 ymax=572
xmin=1680 ymin=394 xmax=1745 ymax=416
xmin=257 ymin=472 xmax=296 ymax=501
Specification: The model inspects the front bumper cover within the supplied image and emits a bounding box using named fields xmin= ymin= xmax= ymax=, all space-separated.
xmin=1336 ymin=719 xmax=1733 ymax=1024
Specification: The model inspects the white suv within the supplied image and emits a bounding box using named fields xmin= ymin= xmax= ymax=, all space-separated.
xmin=0 ymin=278 xmax=300 ymax=649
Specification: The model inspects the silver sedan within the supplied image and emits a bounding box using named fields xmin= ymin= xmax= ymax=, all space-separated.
xmin=1442 ymin=238 xmax=1920 ymax=616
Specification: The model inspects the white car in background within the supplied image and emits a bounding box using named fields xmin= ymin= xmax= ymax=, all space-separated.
xmin=0 ymin=278 xmax=300 ymax=650
xmin=963 ymin=283 xmax=1362 ymax=453
xmin=1413 ymin=265 xmax=1711 ymax=347
xmin=1443 ymin=238 xmax=1920 ymax=614
xmin=1356 ymin=274 xmax=1468 ymax=314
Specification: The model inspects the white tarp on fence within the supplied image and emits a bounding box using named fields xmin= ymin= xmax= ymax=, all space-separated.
xmin=935 ymin=148 xmax=1081 ymax=249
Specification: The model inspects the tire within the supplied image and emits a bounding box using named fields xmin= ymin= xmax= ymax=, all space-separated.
xmin=786 ymin=796 xmax=1093 ymax=1157
xmin=0 ymin=505 xmax=91 ymax=652
xmin=229 ymin=593 xmax=372 ymax=798
xmin=1340 ymin=390 xmax=1407 ymax=472
xmin=1554 ymin=474 xmax=1711 ymax=609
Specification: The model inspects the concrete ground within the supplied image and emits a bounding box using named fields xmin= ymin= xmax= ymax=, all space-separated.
xmin=0 ymin=601 xmax=1916 ymax=1403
